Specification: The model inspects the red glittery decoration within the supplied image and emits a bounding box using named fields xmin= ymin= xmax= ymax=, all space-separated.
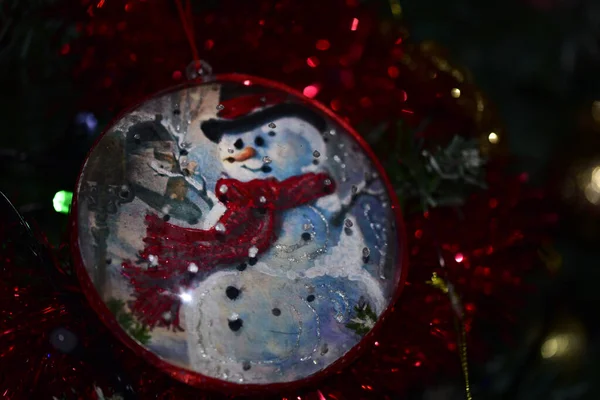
xmin=0 ymin=0 xmax=559 ymax=398
xmin=122 ymin=173 xmax=335 ymax=329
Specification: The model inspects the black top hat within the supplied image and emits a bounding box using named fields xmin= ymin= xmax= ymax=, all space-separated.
xmin=201 ymin=103 xmax=327 ymax=144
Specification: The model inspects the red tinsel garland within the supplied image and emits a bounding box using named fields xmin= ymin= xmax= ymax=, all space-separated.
xmin=0 ymin=166 xmax=555 ymax=399
xmin=0 ymin=0 xmax=557 ymax=398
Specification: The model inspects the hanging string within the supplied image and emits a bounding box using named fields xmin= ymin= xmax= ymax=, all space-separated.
xmin=174 ymin=0 xmax=201 ymax=66
xmin=428 ymin=272 xmax=473 ymax=400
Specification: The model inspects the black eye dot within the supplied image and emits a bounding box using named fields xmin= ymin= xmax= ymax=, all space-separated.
xmin=226 ymin=286 xmax=240 ymax=300
xmin=180 ymin=149 xmax=188 ymax=156
xmin=254 ymin=136 xmax=265 ymax=146
xmin=173 ymin=109 xmax=181 ymax=115
xmin=234 ymin=139 xmax=244 ymax=149
xmin=306 ymin=295 xmax=315 ymax=302
xmin=301 ymin=232 xmax=312 ymax=241
xmin=268 ymin=131 xmax=276 ymax=137
xmin=261 ymin=165 xmax=272 ymax=173
xmin=237 ymin=262 xmax=247 ymax=271
xmin=228 ymin=318 xmax=243 ymax=331
xmin=312 ymin=159 xmax=319 ymax=165
xmin=163 ymin=214 xmax=171 ymax=222
xmin=242 ymin=361 xmax=251 ymax=371
xmin=272 ymin=308 xmax=281 ymax=316
xmin=248 ymin=257 xmax=258 ymax=266
xmin=106 ymin=258 xmax=112 ymax=265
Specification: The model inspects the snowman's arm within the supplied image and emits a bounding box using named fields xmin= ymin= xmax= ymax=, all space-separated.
xmin=149 ymin=161 xmax=214 ymax=208
xmin=331 ymin=177 xmax=385 ymax=226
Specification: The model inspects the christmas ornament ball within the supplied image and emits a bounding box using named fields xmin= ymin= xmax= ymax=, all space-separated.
xmin=71 ymin=75 xmax=407 ymax=391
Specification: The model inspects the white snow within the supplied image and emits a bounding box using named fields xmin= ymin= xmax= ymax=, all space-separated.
xmin=303 ymin=215 xmax=385 ymax=314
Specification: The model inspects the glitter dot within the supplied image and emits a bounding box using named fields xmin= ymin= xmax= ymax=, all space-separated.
xmin=455 ymin=253 xmax=464 ymax=263
xmin=262 ymin=156 xmax=272 ymax=164
xmin=188 ymin=263 xmax=199 ymax=273
xmin=259 ymin=196 xmax=267 ymax=203
xmin=219 ymin=185 xmax=228 ymax=194
xmin=303 ymin=85 xmax=320 ymax=98
xmin=268 ymin=122 xmax=276 ymax=129
xmin=344 ymin=219 xmax=353 ymax=228
xmin=307 ymin=56 xmax=320 ymax=68
xmin=272 ymin=308 xmax=281 ymax=316
xmin=362 ymin=247 xmax=370 ymax=257
xmin=215 ymin=223 xmax=225 ymax=233
xmin=351 ymin=185 xmax=358 ymax=194
xmin=248 ymin=246 xmax=258 ymax=258
xmin=324 ymin=179 xmax=332 ymax=186
xmin=216 ymin=104 xmax=225 ymax=111
xmin=227 ymin=148 xmax=234 ymax=154
xmin=303 ymin=223 xmax=312 ymax=231
xmin=316 ymin=39 xmax=330 ymax=50
xmin=451 ymin=88 xmax=461 ymax=98
xmin=313 ymin=150 xmax=320 ymax=158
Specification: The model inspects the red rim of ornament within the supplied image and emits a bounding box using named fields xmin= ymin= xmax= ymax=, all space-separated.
xmin=70 ymin=73 xmax=409 ymax=395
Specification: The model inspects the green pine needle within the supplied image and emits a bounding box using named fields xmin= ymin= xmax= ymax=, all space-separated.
xmin=106 ymin=298 xmax=151 ymax=345
xmin=346 ymin=303 xmax=378 ymax=336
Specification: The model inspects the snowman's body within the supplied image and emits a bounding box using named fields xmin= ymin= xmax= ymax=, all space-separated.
xmin=182 ymin=114 xmax=385 ymax=383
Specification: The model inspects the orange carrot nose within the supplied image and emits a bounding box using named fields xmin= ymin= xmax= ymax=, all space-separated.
xmin=224 ymin=147 xmax=257 ymax=163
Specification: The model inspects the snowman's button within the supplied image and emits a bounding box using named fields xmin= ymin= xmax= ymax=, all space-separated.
xmin=242 ymin=361 xmax=251 ymax=371
xmin=271 ymin=308 xmax=281 ymax=316
xmin=306 ymin=295 xmax=315 ymax=302
xmin=301 ymin=232 xmax=312 ymax=241
xmin=225 ymin=286 xmax=240 ymax=300
xmin=228 ymin=318 xmax=243 ymax=332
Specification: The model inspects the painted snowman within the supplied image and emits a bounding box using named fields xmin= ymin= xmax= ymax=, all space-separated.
xmin=180 ymin=103 xmax=385 ymax=383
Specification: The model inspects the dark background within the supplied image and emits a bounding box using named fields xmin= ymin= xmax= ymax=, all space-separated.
xmin=1 ymin=0 xmax=599 ymax=398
